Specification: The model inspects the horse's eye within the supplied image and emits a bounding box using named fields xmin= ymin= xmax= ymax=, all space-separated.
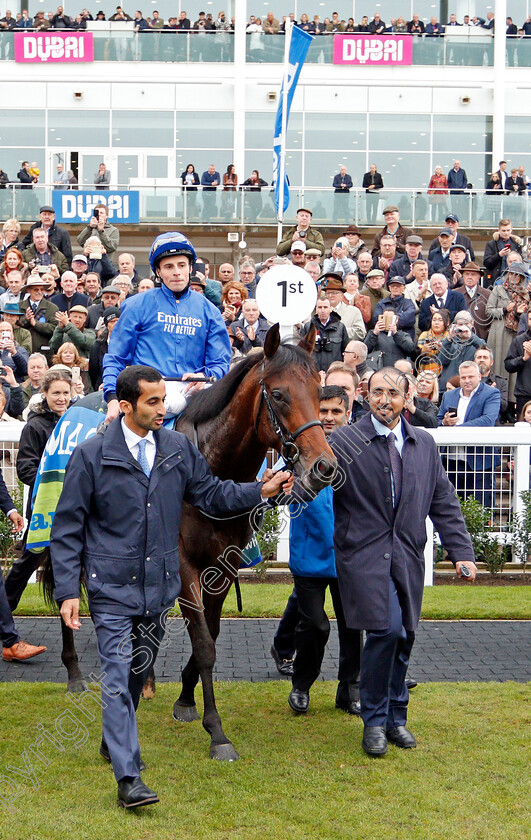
xmin=271 ymin=390 xmax=284 ymax=402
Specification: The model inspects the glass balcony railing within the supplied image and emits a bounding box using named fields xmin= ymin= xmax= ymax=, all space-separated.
xmin=2 ymin=184 xmax=530 ymax=229
xmin=5 ymin=30 xmax=531 ymax=67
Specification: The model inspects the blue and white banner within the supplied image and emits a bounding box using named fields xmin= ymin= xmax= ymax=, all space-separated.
xmin=52 ymin=190 xmax=139 ymax=224
xmin=273 ymin=26 xmax=313 ymax=215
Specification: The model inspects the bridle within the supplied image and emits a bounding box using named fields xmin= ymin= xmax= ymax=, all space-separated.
xmin=255 ymin=377 xmax=323 ymax=470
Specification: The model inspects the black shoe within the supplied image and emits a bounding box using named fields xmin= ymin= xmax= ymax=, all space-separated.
xmin=386 ymin=725 xmax=417 ymax=749
xmin=362 ymin=725 xmax=388 ymax=756
xmin=101 ymin=741 xmax=146 ymax=772
xmin=405 ymin=676 xmax=418 ymax=690
xmin=270 ymin=645 xmax=294 ymax=676
xmin=117 ymin=776 xmax=159 ymax=808
xmin=335 ymin=683 xmax=361 ymax=716
xmin=288 ymin=687 xmax=309 ymax=713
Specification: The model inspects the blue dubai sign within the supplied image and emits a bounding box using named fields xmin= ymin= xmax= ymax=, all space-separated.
xmin=52 ymin=190 xmax=139 ymax=224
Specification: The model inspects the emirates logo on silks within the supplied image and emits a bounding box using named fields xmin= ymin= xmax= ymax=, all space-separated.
xmin=157 ymin=312 xmax=203 ymax=335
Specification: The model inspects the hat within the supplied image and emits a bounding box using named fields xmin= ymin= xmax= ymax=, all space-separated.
xmin=462 ymin=262 xmax=482 ymax=274
xmin=0 ymin=302 xmax=21 ymax=316
xmin=305 ymin=248 xmax=321 ymax=257
xmin=449 ymin=243 xmax=467 ymax=253
xmin=445 ymin=213 xmax=459 ymax=223
xmin=291 ymin=241 xmax=307 ymax=253
xmin=320 ymin=272 xmax=346 ymax=292
xmin=101 ymin=285 xmax=121 ymax=296
xmin=102 ymin=306 xmax=121 ymax=326
xmin=49 ymin=364 xmax=72 ymax=373
xmin=366 ymin=269 xmax=385 ymax=279
xmin=506 ymin=262 xmax=528 ymax=277
xmin=406 ymin=235 xmax=423 ymax=246
xmin=22 ymin=277 xmax=50 ymax=291
xmin=387 ymin=276 xmax=406 ymax=286
xmin=383 ymin=205 xmax=399 ymax=214
xmin=297 ymin=207 xmax=312 ymax=216
xmin=190 ymin=274 xmax=206 ymax=288
xmin=439 ymin=227 xmax=454 ymax=236
xmin=39 ymin=205 xmax=54 ymax=214
xmin=343 ymin=225 xmax=360 ymax=235
xmin=69 ymin=305 xmax=88 ymax=316
xmin=71 ymin=254 xmax=88 ymax=264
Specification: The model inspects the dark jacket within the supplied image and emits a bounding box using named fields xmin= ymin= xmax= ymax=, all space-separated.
xmin=17 ymin=168 xmax=36 ymax=189
xmin=89 ymin=331 xmax=109 ymax=390
xmin=365 ymin=328 xmax=417 ymax=368
xmin=405 ymin=397 xmax=438 ymax=427
xmin=483 ymin=233 xmax=523 ymax=287
xmin=50 ymin=419 xmax=263 ymax=614
xmin=17 ymin=401 xmax=63 ymax=517
xmin=371 ymin=224 xmax=413 ymax=257
xmin=504 ymin=329 xmax=531 ymax=398
xmin=362 ymin=171 xmax=383 ymax=193
xmin=461 ymin=285 xmax=491 ymax=340
xmin=418 ymin=290 xmax=468 ymax=332
xmin=181 ymin=171 xmax=200 ymax=191
xmin=373 ymin=294 xmax=417 ymax=339
xmin=437 ymin=382 xmax=501 ymax=471
xmin=22 ymin=244 xmax=69 ymax=276
xmin=18 ymin=297 xmax=59 ymax=354
xmin=22 ymin=222 xmax=72 ymax=264
xmin=388 ymin=254 xmax=434 ymax=281
xmin=50 ymin=291 xmax=90 ymax=313
xmin=481 ymin=374 xmax=508 ymax=417
xmin=333 ymin=172 xmax=353 ymax=192
xmin=86 ymin=253 xmax=116 ymax=285
xmin=436 ymin=333 xmax=485 ymax=390
xmin=328 ymin=415 xmax=475 ymax=630
xmin=301 ymin=312 xmax=349 ymax=371
xmin=230 ymin=316 xmax=269 ymax=354
xmin=447 ymin=167 xmax=468 ymax=193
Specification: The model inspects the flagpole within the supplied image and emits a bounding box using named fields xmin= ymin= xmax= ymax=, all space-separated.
xmin=277 ymin=21 xmax=292 ymax=245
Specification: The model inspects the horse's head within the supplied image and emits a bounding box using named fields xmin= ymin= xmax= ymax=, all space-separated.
xmin=255 ymin=324 xmax=337 ymax=494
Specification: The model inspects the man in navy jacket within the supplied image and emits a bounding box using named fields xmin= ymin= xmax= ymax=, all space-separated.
xmin=418 ymin=274 xmax=467 ymax=332
xmin=51 ymin=365 xmax=292 ymax=809
xmin=438 ymin=360 xmax=500 ymax=508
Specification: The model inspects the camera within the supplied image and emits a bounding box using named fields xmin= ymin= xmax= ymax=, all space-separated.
xmin=298 ymin=231 xmax=307 ymax=238
xmin=37 ymin=265 xmax=48 ymax=275
xmin=315 ymin=334 xmax=331 ymax=352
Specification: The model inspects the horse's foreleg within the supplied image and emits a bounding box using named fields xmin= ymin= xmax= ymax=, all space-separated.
xmin=173 ymin=653 xmax=200 ymax=721
xmin=60 ymin=617 xmax=87 ymax=693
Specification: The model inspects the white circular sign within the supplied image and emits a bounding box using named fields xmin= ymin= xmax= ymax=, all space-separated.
xmin=256 ymin=265 xmax=318 ymax=326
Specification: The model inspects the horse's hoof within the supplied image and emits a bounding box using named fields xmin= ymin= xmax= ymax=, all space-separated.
xmin=172 ymin=701 xmax=199 ymax=723
xmin=67 ymin=679 xmax=88 ymax=694
xmin=210 ymin=743 xmax=239 ymax=762
xmin=141 ymin=682 xmax=156 ymax=700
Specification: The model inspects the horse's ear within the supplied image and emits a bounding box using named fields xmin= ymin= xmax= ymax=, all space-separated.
xmin=299 ymin=323 xmax=316 ymax=354
xmin=264 ymin=324 xmax=280 ymax=358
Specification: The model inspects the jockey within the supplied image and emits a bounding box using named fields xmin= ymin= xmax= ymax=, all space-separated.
xmin=103 ymin=232 xmax=231 ymax=422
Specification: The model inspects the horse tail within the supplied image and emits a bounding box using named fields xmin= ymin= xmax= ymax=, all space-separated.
xmin=41 ymin=550 xmax=86 ymax=609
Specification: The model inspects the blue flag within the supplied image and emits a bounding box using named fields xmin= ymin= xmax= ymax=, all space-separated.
xmin=273 ymin=26 xmax=313 ymax=215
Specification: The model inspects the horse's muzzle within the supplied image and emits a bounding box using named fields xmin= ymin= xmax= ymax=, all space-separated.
xmin=306 ymin=455 xmax=337 ymax=492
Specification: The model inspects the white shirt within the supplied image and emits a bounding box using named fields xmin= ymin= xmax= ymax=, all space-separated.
xmin=434 ymin=290 xmax=448 ymax=307
xmin=371 ymin=414 xmax=405 ymax=456
xmin=456 ymin=385 xmax=479 ymax=425
xmin=121 ymin=418 xmax=156 ymax=471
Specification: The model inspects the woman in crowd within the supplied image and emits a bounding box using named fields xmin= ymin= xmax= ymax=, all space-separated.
xmin=181 ymin=163 xmax=200 ymax=218
xmin=222 ymin=163 xmax=238 ymax=220
xmin=427 ymin=165 xmax=448 ymax=223
xmin=486 ymin=264 xmax=530 ymax=414
xmin=223 ymin=163 xmax=238 ymax=191
xmin=52 ymin=343 xmax=91 ymax=395
xmin=416 ymin=370 xmax=440 ymax=406
xmin=485 ymin=171 xmax=504 ymax=224
xmin=242 ymin=170 xmax=268 ymax=220
xmin=519 ymin=400 xmax=531 ymax=423
xmin=299 ymin=13 xmax=313 ymax=32
xmin=82 ymin=236 xmax=116 ymax=286
xmin=0 ymin=219 xmax=23 ymax=259
xmin=221 ymin=280 xmax=248 ymax=325
xmin=417 ymin=308 xmax=450 ymax=370
xmin=3 ymin=369 xmax=73 ymax=611
xmin=0 ymin=248 xmax=27 ymax=283
xmin=343 ymin=272 xmax=371 ymax=324
xmin=395 ymin=16 xmax=409 ymax=32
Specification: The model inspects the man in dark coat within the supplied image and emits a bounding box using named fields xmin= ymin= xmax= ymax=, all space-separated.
xmin=373 ymin=277 xmax=417 ymax=340
xmin=301 ymin=298 xmax=349 ymax=372
xmin=326 ymin=367 xmax=475 ymax=756
xmin=483 ymin=220 xmax=523 ymax=287
xmin=504 ymin=309 xmax=531 ymax=416
xmin=51 ymin=365 xmax=292 ymax=809
xmin=418 ymin=274 xmax=467 ymax=333
xmin=18 ymin=276 xmax=59 ymax=360
xmin=460 ymin=262 xmax=491 ymax=340
xmin=428 ymin=213 xmax=475 ymax=260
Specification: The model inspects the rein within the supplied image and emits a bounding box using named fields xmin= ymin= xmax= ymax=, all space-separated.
xmin=255 ymin=376 xmax=323 ymax=470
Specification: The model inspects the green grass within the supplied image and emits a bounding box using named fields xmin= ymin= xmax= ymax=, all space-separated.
xmin=0 ymin=682 xmax=529 ymax=840
xmin=13 ymin=581 xmax=531 ymax=620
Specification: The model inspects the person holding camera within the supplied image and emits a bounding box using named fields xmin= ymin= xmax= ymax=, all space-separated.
xmin=323 ymin=237 xmax=357 ymax=279
xmin=417 ymin=309 xmax=451 ymax=365
xmin=82 ymin=236 xmax=116 ymax=286
xmin=436 ymin=311 xmax=484 ymax=391
xmin=301 ymin=297 xmax=349 ymax=373
xmin=0 ymin=319 xmax=28 ymax=384
xmin=77 ymin=203 xmax=119 ymax=255
xmin=21 ymin=228 xmax=69 ymax=277
xmin=276 ymin=208 xmax=325 ymax=257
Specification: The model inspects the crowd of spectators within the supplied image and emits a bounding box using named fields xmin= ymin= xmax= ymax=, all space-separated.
xmin=2 ymin=8 xmax=531 ymax=37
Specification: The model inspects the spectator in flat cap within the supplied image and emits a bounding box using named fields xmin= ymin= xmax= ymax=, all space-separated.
xmin=21 ymin=205 xmax=72 ymax=265
xmin=50 ymin=304 xmax=96 ymax=358
xmin=276 ymin=208 xmax=325 ymax=257
xmin=388 ymin=235 xmax=434 ymax=282
xmin=371 ymin=205 xmax=413 ymax=257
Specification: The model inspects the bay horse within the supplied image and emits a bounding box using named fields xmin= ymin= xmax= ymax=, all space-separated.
xmin=43 ymin=324 xmax=336 ymax=760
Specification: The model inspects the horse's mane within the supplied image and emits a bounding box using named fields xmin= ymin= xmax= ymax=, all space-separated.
xmin=181 ymin=342 xmax=316 ymax=426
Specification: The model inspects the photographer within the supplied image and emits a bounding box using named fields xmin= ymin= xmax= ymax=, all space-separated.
xmin=436 ymin=311 xmax=484 ymax=391
xmin=301 ymin=297 xmax=349 ymax=373
xmin=276 ymin=208 xmax=325 ymax=257
xmin=82 ymin=236 xmax=116 ymax=286
xmin=21 ymin=229 xmax=68 ymax=277
xmin=323 ymin=237 xmax=357 ymax=279
xmin=0 ymin=319 xmax=28 ymax=384
xmin=76 ymin=203 xmax=119 ymax=255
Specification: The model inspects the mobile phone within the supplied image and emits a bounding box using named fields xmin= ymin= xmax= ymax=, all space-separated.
xmin=0 ymin=367 xmax=6 ymax=376
xmin=93 ymin=208 xmax=100 ymax=219
xmin=1 ymin=331 xmax=10 ymax=342
xmin=71 ymin=366 xmax=81 ymax=384
xmin=459 ymin=565 xmax=472 ymax=578
xmin=447 ymin=407 xmax=458 ymax=417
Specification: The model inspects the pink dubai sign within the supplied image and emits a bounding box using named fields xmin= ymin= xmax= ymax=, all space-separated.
xmin=333 ymin=34 xmax=413 ymax=66
xmin=15 ymin=32 xmax=94 ymax=63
